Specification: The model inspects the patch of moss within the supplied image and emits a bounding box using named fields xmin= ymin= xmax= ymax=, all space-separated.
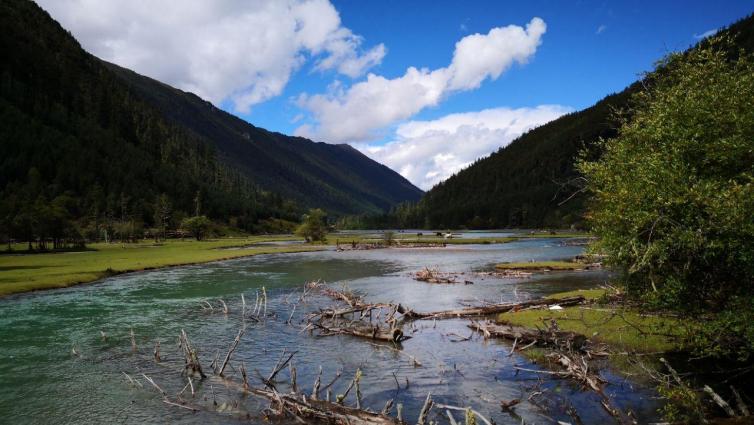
xmin=547 ymin=288 xmax=608 ymax=301
xmin=498 ymin=305 xmax=683 ymax=353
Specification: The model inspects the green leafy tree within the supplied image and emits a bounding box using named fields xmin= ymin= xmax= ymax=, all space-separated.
xmin=295 ymin=209 xmax=328 ymax=243
xmin=181 ymin=216 xmax=211 ymax=241
xmin=577 ymin=39 xmax=754 ymax=358
xmin=153 ymin=194 xmax=172 ymax=241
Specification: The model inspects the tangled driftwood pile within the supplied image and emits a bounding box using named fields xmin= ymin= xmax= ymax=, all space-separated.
xmin=413 ymin=267 xmax=459 ymax=284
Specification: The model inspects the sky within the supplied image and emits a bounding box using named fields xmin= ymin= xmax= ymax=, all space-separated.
xmin=37 ymin=0 xmax=754 ymax=190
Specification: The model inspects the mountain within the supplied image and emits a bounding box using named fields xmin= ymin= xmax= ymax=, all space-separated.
xmin=0 ymin=0 xmax=421 ymax=243
xmin=103 ymin=62 xmax=422 ymax=215
xmin=408 ymin=14 xmax=754 ymax=230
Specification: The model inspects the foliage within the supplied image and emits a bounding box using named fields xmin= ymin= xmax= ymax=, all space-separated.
xmin=181 ymin=216 xmax=211 ymax=241
xmin=254 ymin=217 xmax=298 ymax=234
xmin=295 ymin=209 xmax=328 ymax=243
xmin=657 ymin=383 xmax=705 ymax=424
xmin=577 ymin=39 xmax=754 ymax=358
xmin=382 ymin=231 xmax=394 ymax=246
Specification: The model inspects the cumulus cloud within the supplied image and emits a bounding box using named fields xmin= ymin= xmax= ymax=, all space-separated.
xmin=295 ymin=18 xmax=547 ymax=142
xmin=359 ymin=105 xmax=571 ymax=190
xmin=36 ymin=0 xmax=385 ymax=112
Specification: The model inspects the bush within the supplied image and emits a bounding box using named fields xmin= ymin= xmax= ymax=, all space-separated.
xmin=578 ymin=39 xmax=754 ymax=358
xmin=181 ymin=216 xmax=211 ymax=241
xmin=295 ymin=209 xmax=328 ymax=243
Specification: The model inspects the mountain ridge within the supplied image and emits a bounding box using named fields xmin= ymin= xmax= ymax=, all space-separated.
xmin=103 ymin=61 xmax=422 ymax=215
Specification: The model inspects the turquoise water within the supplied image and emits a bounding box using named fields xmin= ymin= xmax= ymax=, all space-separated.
xmin=0 ymin=237 xmax=661 ymax=424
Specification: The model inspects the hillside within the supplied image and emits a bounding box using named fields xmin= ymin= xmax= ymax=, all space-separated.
xmin=0 ymin=0 xmax=422 ymax=245
xmin=409 ymin=14 xmax=754 ymax=230
xmin=104 ymin=62 xmax=422 ymax=215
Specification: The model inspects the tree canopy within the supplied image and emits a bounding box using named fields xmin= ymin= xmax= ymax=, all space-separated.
xmin=578 ymin=39 xmax=754 ymax=359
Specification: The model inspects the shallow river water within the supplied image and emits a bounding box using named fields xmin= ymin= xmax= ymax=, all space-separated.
xmin=0 ymin=235 xmax=661 ymax=424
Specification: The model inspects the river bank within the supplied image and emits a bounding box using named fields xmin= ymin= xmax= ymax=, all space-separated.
xmin=0 ymin=231 xmax=590 ymax=297
xmin=0 ymin=236 xmax=323 ymax=297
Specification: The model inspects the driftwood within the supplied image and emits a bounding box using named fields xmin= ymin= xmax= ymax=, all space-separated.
xmin=704 ymin=385 xmax=737 ymax=418
xmin=307 ymin=282 xmax=411 ymax=343
xmin=479 ymin=270 xmax=533 ymax=279
xmin=253 ymin=388 xmax=401 ymax=425
xmin=313 ymin=322 xmax=410 ymax=343
xmin=403 ymin=295 xmax=586 ymax=320
xmin=468 ymin=320 xmax=587 ymax=350
xmin=413 ymin=267 xmax=458 ymax=284
xmin=219 ymin=329 xmax=244 ymax=376
xmin=469 ymin=317 xmax=628 ymax=422
xmin=179 ymin=329 xmax=206 ymax=378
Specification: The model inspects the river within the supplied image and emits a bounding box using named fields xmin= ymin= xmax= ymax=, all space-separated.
xmin=0 ymin=234 xmax=662 ymax=424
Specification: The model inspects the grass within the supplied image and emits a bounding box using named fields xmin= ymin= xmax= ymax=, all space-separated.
xmin=547 ymin=288 xmax=608 ymax=301
xmin=498 ymin=289 xmax=684 ymax=353
xmin=0 ymin=236 xmax=321 ymax=297
xmin=495 ymin=260 xmax=584 ymax=271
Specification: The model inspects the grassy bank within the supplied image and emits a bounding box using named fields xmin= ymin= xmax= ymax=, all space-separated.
xmin=0 ymin=236 xmax=322 ymax=297
xmin=498 ymin=289 xmax=684 ymax=353
xmin=495 ymin=260 xmax=585 ymax=271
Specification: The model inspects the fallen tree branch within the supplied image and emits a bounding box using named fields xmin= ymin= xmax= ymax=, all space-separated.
xmin=405 ymin=296 xmax=585 ymax=320
xmin=252 ymin=388 xmax=402 ymax=425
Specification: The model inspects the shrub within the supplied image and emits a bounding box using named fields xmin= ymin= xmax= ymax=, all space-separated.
xmin=181 ymin=216 xmax=211 ymax=241
xmin=578 ymin=39 xmax=754 ymax=358
xmin=295 ymin=209 xmax=328 ymax=243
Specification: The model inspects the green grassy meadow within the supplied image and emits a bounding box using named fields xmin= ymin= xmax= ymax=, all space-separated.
xmin=0 ymin=236 xmax=321 ymax=296
xmin=498 ymin=289 xmax=684 ymax=353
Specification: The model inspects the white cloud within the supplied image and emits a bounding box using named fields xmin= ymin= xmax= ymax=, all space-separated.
xmin=36 ymin=0 xmax=384 ymax=113
xmin=295 ymin=18 xmax=547 ymax=143
xmin=359 ymin=105 xmax=572 ymax=190
xmin=694 ymin=28 xmax=718 ymax=39
xmin=596 ymin=24 xmax=607 ymax=35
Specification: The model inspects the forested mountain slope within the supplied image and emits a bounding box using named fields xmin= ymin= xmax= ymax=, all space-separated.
xmin=0 ymin=0 xmax=295 ymax=238
xmin=0 ymin=0 xmax=422 ymax=244
xmin=105 ymin=62 xmax=422 ymax=215
xmin=411 ymin=14 xmax=754 ymax=229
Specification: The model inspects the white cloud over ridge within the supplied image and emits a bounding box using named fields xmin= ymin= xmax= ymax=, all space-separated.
xmin=360 ymin=105 xmax=572 ymax=190
xmin=295 ymin=18 xmax=547 ymax=143
xmin=36 ymin=0 xmax=385 ymax=112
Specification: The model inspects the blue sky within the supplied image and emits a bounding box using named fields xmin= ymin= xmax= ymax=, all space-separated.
xmin=250 ymin=0 xmax=754 ymax=135
xmin=39 ymin=0 xmax=754 ymax=189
